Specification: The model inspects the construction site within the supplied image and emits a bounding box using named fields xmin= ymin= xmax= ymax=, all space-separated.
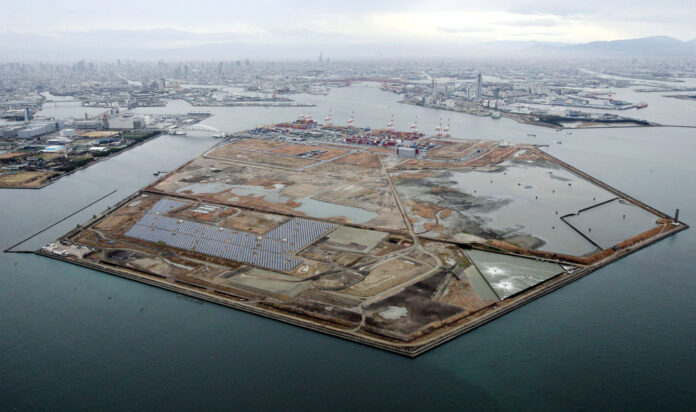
xmin=39 ymin=118 xmax=688 ymax=356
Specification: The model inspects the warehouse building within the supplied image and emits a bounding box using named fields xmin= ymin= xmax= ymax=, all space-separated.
xmin=396 ymin=146 xmax=419 ymax=158
xmin=108 ymin=115 xmax=146 ymax=130
xmin=17 ymin=122 xmax=57 ymax=139
xmin=73 ymin=120 xmax=103 ymax=130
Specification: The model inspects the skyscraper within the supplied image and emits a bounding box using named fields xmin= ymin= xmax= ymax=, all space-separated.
xmin=476 ymin=74 xmax=482 ymax=102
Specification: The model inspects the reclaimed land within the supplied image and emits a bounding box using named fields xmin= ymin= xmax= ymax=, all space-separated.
xmin=35 ymin=122 xmax=688 ymax=356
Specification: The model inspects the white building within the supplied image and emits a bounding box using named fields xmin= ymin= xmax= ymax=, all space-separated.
xmin=60 ymin=128 xmax=77 ymax=137
xmin=17 ymin=122 xmax=56 ymax=139
xmin=108 ymin=115 xmax=146 ymax=130
xmin=46 ymin=136 xmax=72 ymax=145
xmin=396 ymin=147 xmax=418 ymax=158
xmin=73 ymin=120 xmax=102 ymax=130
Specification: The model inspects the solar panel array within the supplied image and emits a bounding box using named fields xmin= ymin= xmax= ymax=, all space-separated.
xmin=148 ymin=198 xmax=187 ymax=214
xmin=124 ymin=198 xmax=336 ymax=272
xmin=265 ymin=217 xmax=337 ymax=252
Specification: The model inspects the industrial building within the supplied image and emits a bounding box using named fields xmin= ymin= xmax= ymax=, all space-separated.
xmin=396 ymin=146 xmax=419 ymax=158
xmin=108 ymin=114 xmax=146 ymax=130
xmin=45 ymin=136 xmax=72 ymax=145
xmin=17 ymin=122 xmax=57 ymax=139
xmin=73 ymin=120 xmax=103 ymax=130
xmin=0 ymin=126 xmax=21 ymax=139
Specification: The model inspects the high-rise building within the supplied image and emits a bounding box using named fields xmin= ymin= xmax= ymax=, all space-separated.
xmin=476 ymin=74 xmax=482 ymax=102
xmin=319 ymin=51 xmax=323 ymax=64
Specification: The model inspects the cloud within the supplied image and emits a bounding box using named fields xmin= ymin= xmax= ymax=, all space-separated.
xmin=504 ymin=17 xmax=561 ymax=27
xmin=438 ymin=27 xmax=495 ymax=34
xmin=1 ymin=0 xmax=695 ymax=60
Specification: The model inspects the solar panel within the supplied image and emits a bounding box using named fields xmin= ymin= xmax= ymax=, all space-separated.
xmin=124 ymin=199 xmax=336 ymax=271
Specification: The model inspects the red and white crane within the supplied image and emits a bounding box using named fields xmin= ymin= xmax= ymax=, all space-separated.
xmin=442 ymin=118 xmax=451 ymax=137
xmin=324 ymin=109 xmax=333 ymax=126
xmin=410 ymin=116 xmax=418 ymax=133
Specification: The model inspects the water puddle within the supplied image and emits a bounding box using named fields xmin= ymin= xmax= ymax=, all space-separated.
xmin=294 ymin=197 xmax=377 ymax=223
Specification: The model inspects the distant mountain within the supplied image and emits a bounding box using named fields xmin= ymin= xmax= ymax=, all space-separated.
xmin=568 ymin=36 xmax=691 ymax=55
xmin=528 ymin=36 xmax=696 ymax=57
xmin=0 ymin=29 xmax=694 ymax=61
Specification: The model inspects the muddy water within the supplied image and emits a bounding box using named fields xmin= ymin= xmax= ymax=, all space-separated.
xmin=175 ymin=181 xmax=378 ymax=223
xmin=448 ymin=160 xmax=616 ymax=256
xmin=294 ymin=196 xmax=378 ymax=223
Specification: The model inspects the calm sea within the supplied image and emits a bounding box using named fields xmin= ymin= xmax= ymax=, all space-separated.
xmin=2 ymin=83 xmax=694 ymax=410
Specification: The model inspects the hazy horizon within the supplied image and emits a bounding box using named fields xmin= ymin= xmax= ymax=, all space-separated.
xmin=2 ymin=0 xmax=696 ymax=61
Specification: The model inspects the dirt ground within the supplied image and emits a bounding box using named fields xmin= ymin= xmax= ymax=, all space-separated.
xmin=462 ymin=146 xmax=522 ymax=167
xmin=268 ymin=144 xmax=348 ymax=160
xmin=425 ymin=141 xmax=482 ymax=160
xmin=343 ymin=258 xmax=428 ymax=297
xmin=206 ymin=146 xmax=319 ymax=169
xmin=227 ymin=138 xmax=287 ymax=151
xmin=363 ymin=280 xmax=467 ymax=341
xmin=217 ymin=209 xmax=289 ymax=234
xmin=0 ymin=171 xmax=53 ymax=187
xmin=332 ymin=152 xmax=383 ymax=168
xmin=438 ymin=277 xmax=497 ymax=314
xmin=79 ymin=131 xmax=120 ymax=139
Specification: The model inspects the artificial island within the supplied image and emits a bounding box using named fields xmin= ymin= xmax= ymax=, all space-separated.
xmin=39 ymin=115 xmax=687 ymax=356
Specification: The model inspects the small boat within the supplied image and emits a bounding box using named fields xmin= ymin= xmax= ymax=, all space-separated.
xmin=636 ymin=102 xmax=648 ymax=109
xmin=171 ymin=128 xmax=187 ymax=135
xmin=527 ymin=133 xmax=536 ymax=137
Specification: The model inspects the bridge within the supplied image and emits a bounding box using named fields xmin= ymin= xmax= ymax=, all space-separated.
xmin=171 ymin=123 xmax=225 ymax=137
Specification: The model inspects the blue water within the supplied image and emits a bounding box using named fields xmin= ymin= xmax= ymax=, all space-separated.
xmin=1 ymin=85 xmax=695 ymax=410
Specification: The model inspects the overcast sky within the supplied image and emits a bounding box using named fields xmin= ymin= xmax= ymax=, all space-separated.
xmin=2 ymin=0 xmax=695 ymax=60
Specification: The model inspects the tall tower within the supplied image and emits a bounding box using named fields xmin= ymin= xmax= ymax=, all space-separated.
xmin=476 ymin=74 xmax=482 ymax=102
xmin=319 ymin=51 xmax=323 ymax=64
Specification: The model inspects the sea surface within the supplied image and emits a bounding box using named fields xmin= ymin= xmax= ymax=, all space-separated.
xmin=1 ymin=83 xmax=695 ymax=410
